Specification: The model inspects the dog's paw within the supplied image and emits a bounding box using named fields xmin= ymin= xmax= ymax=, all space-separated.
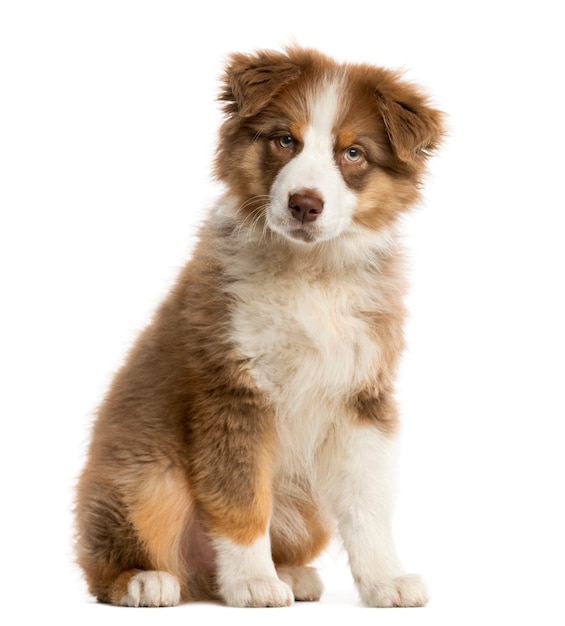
xmin=277 ymin=566 xmax=323 ymax=601
xmin=118 ymin=571 xmax=181 ymax=607
xmin=358 ymin=574 xmax=428 ymax=608
xmin=222 ymin=576 xmax=294 ymax=607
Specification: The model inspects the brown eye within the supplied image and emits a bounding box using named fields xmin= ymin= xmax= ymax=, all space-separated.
xmin=278 ymin=135 xmax=295 ymax=149
xmin=344 ymin=146 xmax=364 ymax=163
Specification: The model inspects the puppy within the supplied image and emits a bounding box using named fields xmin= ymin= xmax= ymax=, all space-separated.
xmin=75 ymin=46 xmax=444 ymax=608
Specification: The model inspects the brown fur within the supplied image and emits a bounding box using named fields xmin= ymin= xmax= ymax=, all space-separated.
xmin=75 ymin=46 xmax=444 ymax=606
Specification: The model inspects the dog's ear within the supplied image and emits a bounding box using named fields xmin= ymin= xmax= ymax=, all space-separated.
xmin=377 ymin=81 xmax=445 ymax=163
xmin=220 ymin=50 xmax=302 ymax=118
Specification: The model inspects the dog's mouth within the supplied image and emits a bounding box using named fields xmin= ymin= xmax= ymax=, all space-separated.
xmin=285 ymin=224 xmax=320 ymax=243
xmin=269 ymin=219 xmax=322 ymax=244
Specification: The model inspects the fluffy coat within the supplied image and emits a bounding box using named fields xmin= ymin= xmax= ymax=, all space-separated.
xmin=75 ymin=46 xmax=444 ymax=608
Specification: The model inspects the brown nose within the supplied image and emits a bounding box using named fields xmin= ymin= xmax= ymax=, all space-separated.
xmin=288 ymin=190 xmax=324 ymax=223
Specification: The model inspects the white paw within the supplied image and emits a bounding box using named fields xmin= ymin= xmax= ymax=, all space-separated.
xmin=119 ymin=571 xmax=181 ymax=607
xmin=277 ymin=566 xmax=323 ymax=601
xmin=359 ymin=574 xmax=428 ymax=608
xmin=222 ymin=576 xmax=294 ymax=607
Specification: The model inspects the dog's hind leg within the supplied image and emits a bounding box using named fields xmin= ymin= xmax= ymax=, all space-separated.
xmin=75 ymin=464 xmax=193 ymax=606
xmin=270 ymin=482 xmax=332 ymax=601
xmin=276 ymin=566 xmax=323 ymax=601
xmin=109 ymin=570 xmax=181 ymax=607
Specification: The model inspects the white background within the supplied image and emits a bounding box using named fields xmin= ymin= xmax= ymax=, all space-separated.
xmin=1 ymin=1 xmax=564 ymax=624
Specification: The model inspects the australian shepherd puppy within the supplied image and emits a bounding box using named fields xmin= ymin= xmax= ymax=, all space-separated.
xmin=75 ymin=46 xmax=444 ymax=608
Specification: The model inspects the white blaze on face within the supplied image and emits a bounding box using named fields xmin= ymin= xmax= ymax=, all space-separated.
xmin=267 ymin=80 xmax=358 ymax=243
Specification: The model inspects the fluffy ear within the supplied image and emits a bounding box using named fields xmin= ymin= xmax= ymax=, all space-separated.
xmin=377 ymin=86 xmax=445 ymax=163
xmin=219 ymin=50 xmax=302 ymax=118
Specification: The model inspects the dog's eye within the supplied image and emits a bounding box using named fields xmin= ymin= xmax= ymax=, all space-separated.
xmin=278 ymin=135 xmax=295 ymax=149
xmin=344 ymin=147 xmax=364 ymax=163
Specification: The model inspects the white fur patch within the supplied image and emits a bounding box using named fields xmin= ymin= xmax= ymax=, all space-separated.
xmin=119 ymin=571 xmax=181 ymax=607
xmin=267 ymin=80 xmax=357 ymax=243
xmin=226 ymin=229 xmax=394 ymax=478
xmin=214 ymin=534 xmax=293 ymax=607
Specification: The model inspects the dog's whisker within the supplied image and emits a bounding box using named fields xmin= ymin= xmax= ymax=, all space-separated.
xmin=233 ymin=197 xmax=271 ymax=242
xmin=234 ymin=208 xmax=266 ymax=240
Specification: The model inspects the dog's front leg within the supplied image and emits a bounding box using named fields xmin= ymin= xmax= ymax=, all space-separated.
xmin=187 ymin=397 xmax=292 ymax=607
xmin=321 ymin=414 xmax=428 ymax=607
xmin=213 ymin=530 xmax=293 ymax=607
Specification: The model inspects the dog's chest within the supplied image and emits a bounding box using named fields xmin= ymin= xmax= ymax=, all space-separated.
xmin=226 ymin=253 xmax=391 ymax=473
xmin=229 ymin=265 xmax=383 ymax=415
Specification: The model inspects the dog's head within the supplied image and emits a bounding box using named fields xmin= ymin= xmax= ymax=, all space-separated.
xmin=215 ymin=47 xmax=444 ymax=245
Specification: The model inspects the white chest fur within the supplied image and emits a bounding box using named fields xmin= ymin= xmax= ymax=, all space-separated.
xmin=225 ymin=234 xmax=396 ymax=474
xmin=231 ymin=273 xmax=379 ymax=398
